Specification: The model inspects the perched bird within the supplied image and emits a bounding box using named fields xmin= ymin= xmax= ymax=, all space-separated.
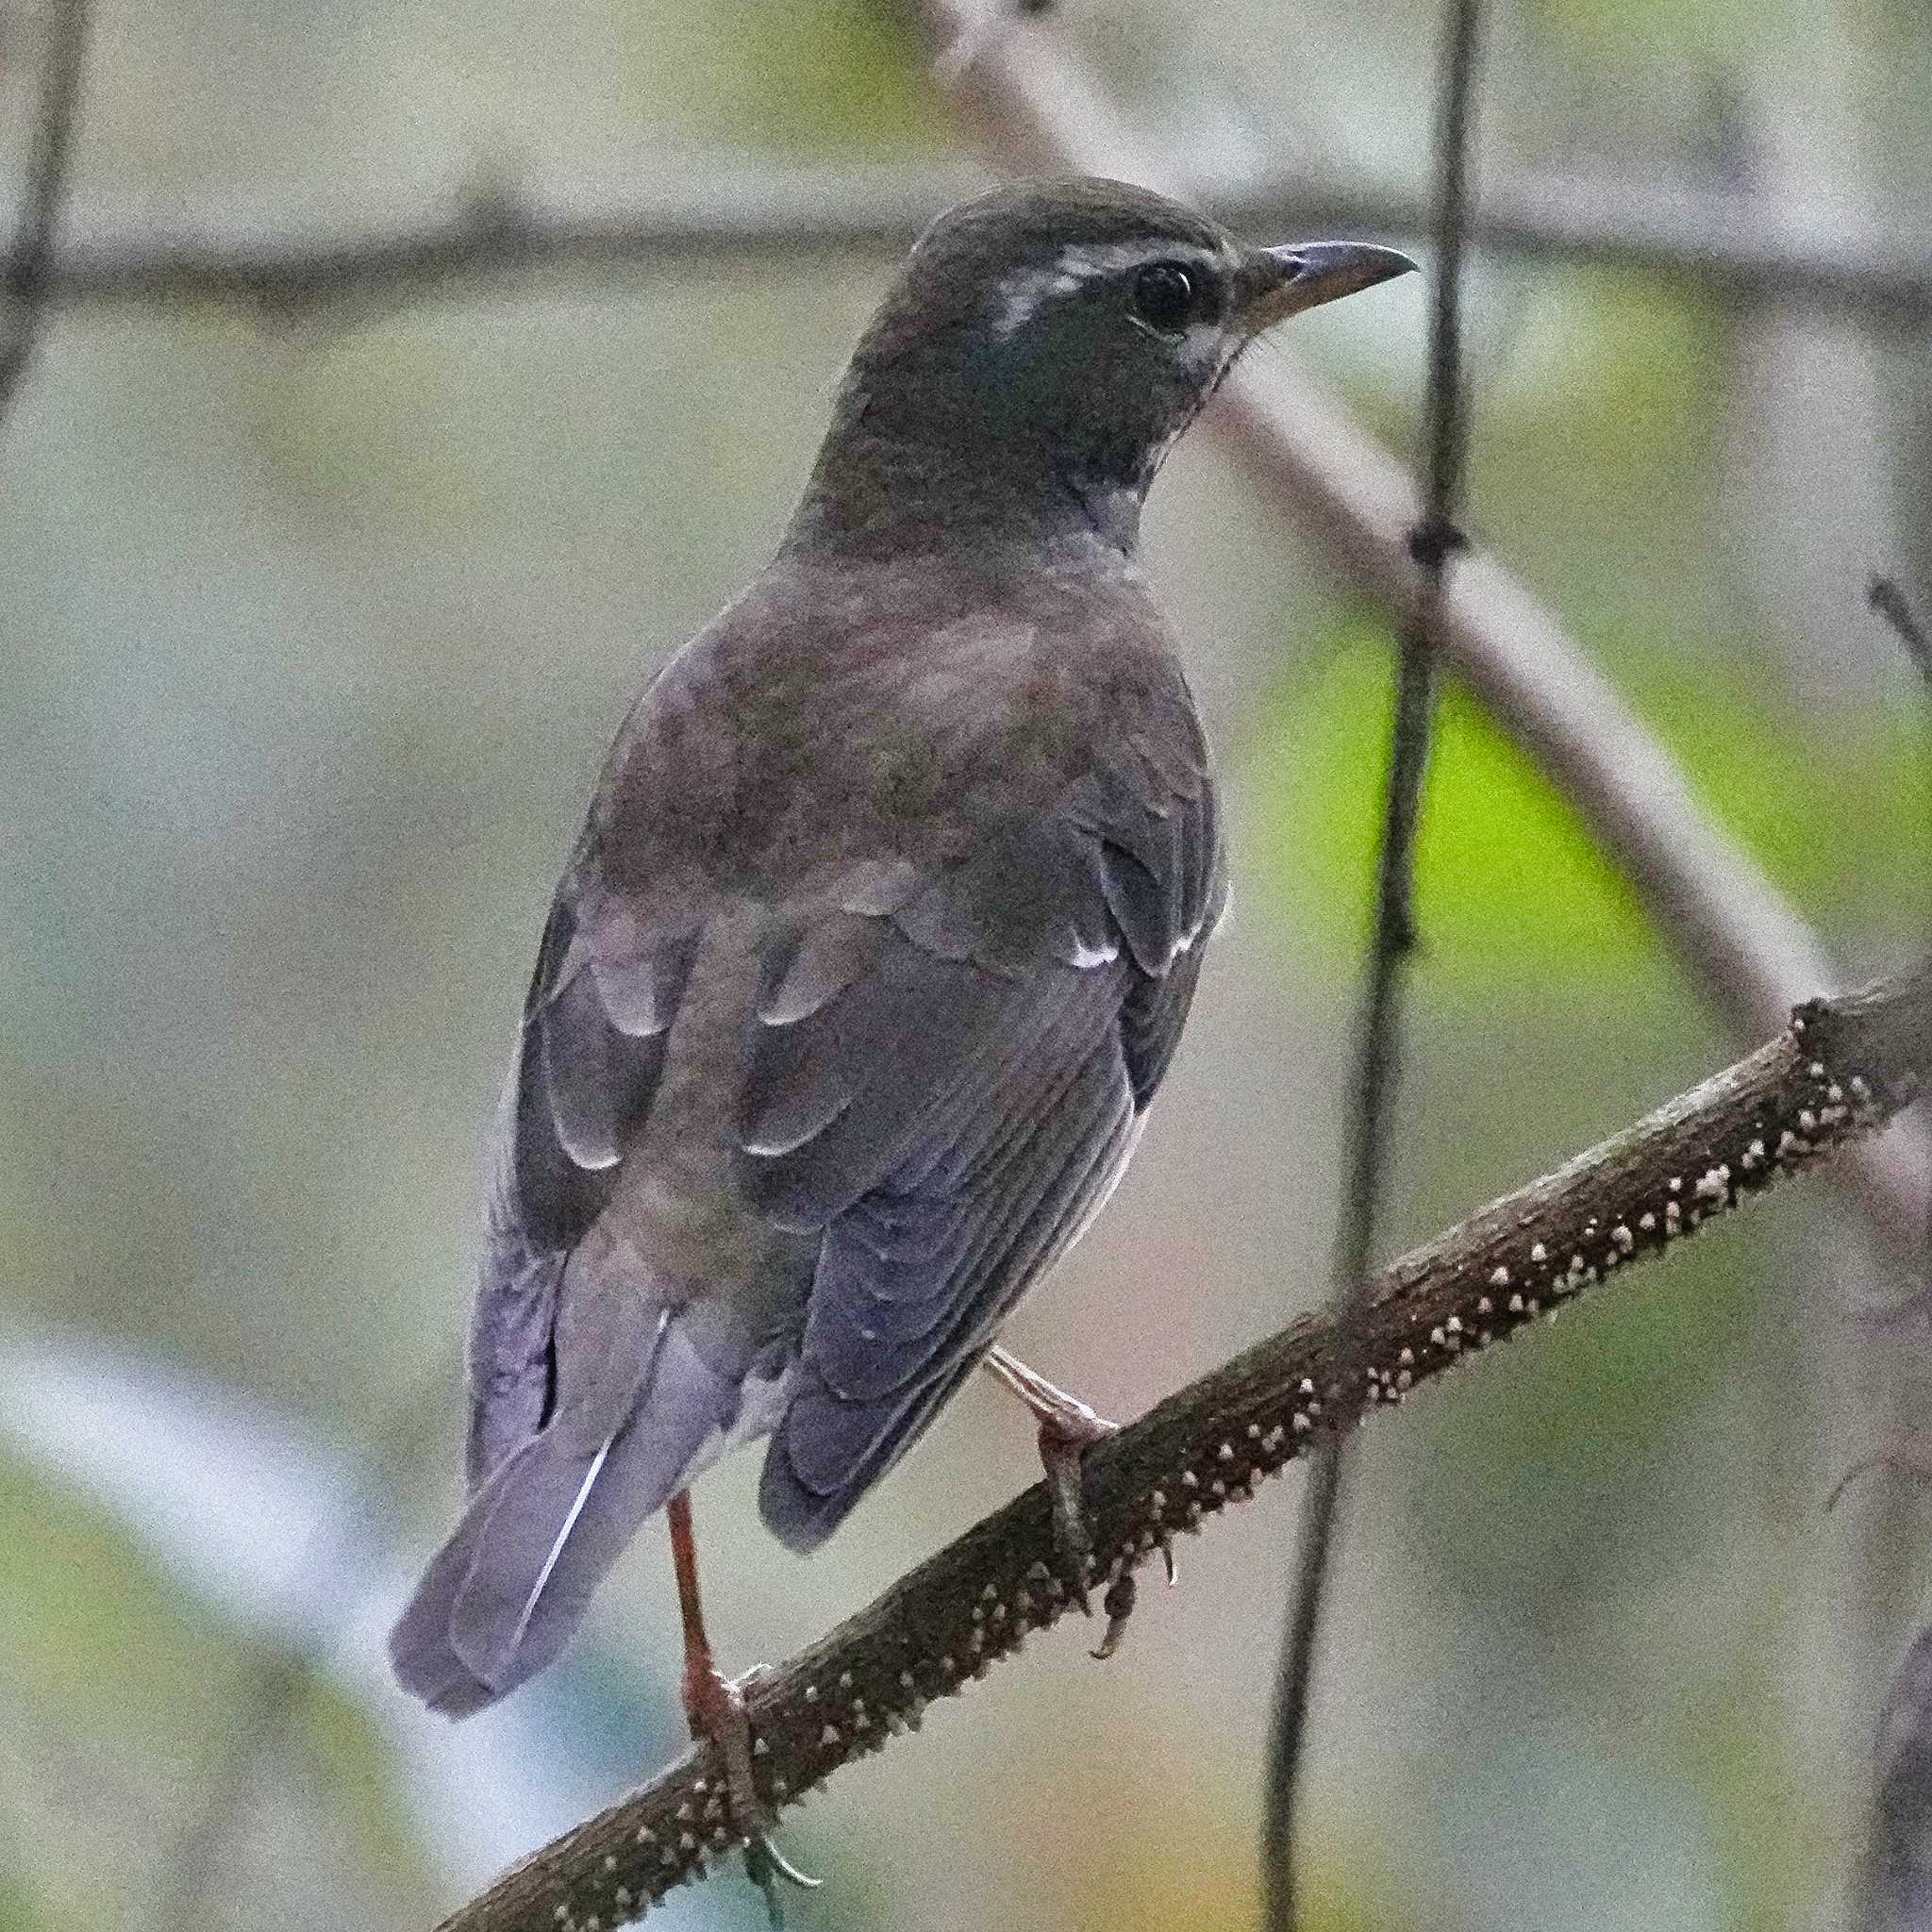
xmin=391 ymin=174 xmax=1411 ymax=1846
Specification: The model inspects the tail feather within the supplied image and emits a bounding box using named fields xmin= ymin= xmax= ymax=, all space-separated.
xmin=504 ymin=1434 xmax=612 ymax=1659
xmin=389 ymin=1309 xmax=757 ymax=1715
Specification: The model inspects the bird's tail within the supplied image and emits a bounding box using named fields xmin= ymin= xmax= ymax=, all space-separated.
xmin=390 ymin=1306 xmax=749 ymax=1716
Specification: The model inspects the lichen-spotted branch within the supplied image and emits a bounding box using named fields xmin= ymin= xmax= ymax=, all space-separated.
xmin=909 ymin=0 xmax=1931 ymax=1264
xmin=434 ymin=961 xmax=1931 ymax=1932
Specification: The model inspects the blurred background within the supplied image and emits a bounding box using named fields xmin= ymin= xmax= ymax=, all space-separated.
xmin=2 ymin=1 xmax=1930 ymax=1928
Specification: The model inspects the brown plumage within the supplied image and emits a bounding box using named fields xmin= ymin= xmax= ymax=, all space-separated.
xmin=391 ymin=176 xmax=1413 ymax=1720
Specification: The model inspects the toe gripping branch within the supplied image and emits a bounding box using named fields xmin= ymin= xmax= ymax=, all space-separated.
xmin=669 ymin=1491 xmax=820 ymax=1925
xmin=984 ymin=1347 xmax=1176 ymax=1657
xmin=683 ymin=1661 xmax=819 ymax=1925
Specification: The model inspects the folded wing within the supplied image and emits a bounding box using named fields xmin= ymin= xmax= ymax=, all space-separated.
xmin=743 ymin=749 xmax=1224 ymax=1547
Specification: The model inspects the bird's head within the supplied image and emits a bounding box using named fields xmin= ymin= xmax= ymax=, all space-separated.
xmin=790 ymin=176 xmax=1415 ymax=559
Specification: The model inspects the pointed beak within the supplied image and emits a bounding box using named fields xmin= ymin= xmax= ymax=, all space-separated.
xmin=1239 ymin=241 xmax=1420 ymax=332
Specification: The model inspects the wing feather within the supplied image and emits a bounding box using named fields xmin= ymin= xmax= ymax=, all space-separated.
xmin=399 ymin=585 xmax=1231 ymax=1717
xmin=725 ymin=745 xmax=1224 ymax=1545
xmin=465 ymin=884 xmax=698 ymax=1486
xmin=762 ymin=1038 xmax=1137 ymax=1540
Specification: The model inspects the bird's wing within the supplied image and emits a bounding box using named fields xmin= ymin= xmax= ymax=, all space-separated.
xmin=395 ymin=715 xmax=1222 ymax=1709
xmin=745 ymin=749 xmax=1224 ymax=1549
xmin=462 ymin=874 xmax=700 ymax=1487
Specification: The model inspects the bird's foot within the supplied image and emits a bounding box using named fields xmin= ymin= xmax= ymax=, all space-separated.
xmin=1033 ymin=1399 xmax=1116 ymax=1615
xmin=1090 ymin=1568 xmax=1136 ymax=1660
xmin=983 ymin=1348 xmax=1119 ymax=1617
xmin=1087 ymin=1538 xmax=1179 ymax=1661
xmin=683 ymin=1659 xmax=821 ymax=1925
xmin=981 ymin=1348 xmax=1153 ymax=1643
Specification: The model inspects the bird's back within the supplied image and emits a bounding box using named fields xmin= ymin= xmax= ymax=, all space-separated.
xmin=391 ymin=544 xmax=1224 ymax=1715
xmin=385 ymin=169 xmax=1416 ymax=1718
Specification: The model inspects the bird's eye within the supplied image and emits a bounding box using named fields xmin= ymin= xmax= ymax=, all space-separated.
xmin=1130 ymin=262 xmax=1195 ymax=334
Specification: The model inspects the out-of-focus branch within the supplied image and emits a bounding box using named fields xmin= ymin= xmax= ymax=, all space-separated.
xmin=1867 ymin=573 xmax=1932 ymax=1289
xmin=23 ymin=158 xmax=1932 ymax=323
xmin=1264 ymin=4 xmax=1480 ymax=1924
xmin=0 ymin=0 xmax=89 ymax=429
xmin=435 ymin=962 xmax=1932 ymax=1932
xmin=148 ymin=1361 xmax=458 ymax=1932
xmin=1871 ymin=577 xmax=1932 ymax=691
xmin=916 ymin=0 xmax=1932 ymax=1265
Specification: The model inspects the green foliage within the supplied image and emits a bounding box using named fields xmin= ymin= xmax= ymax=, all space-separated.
xmin=1403 ymin=1225 xmax=1764 ymax=1616
xmin=0 ymin=1875 xmax=63 ymax=1932
xmin=1525 ymin=0 xmax=1771 ymax=59
xmin=648 ymin=0 xmax=944 ymax=155
xmin=303 ymin=1677 xmax=445 ymax=1898
xmin=1250 ymin=616 xmax=1924 ymax=992
xmin=0 ymin=1455 xmax=232 ymax=1740
xmin=1482 ymin=272 xmax=1727 ymax=476
xmin=0 ymin=1448 xmax=441 ymax=1924
xmin=0 ymin=1453 xmax=234 ymax=1924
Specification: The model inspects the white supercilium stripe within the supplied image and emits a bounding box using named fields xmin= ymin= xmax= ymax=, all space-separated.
xmin=989 ymin=239 xmax=1235 ymax=341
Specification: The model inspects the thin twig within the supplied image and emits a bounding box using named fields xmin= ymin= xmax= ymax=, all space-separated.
xmin=911 ymin=0 xmax=1932 ymax=1261
xmin=1870 ymin=577 xmax=1932 ymax=691
xmin=1863 ymin=1624 xmax=1932 ymax=1931
xmin=0 ymin=0 xmax=89 ymax=431
xmin=1261 ymin=7 xmax=1479 ymax=1924
xmin=432 ymin=961 xmax=1931 ymax=1932
xmin=21 ymin=160 xmax=1932 ymax=325
xmin=1848 ymin=580 xmax=1932 ymax=1932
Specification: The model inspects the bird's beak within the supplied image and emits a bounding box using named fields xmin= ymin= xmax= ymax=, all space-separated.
xmin=1239 ymin=241 xmax=1420 ymax=333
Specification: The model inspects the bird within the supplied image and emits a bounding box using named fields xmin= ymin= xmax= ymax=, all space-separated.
xmin=390 ymin=174 xmax=1412 ymax=1869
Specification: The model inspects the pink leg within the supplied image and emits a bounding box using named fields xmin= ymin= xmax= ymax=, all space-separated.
xmin=667 ymin=1491 xmax=817 ymax=1920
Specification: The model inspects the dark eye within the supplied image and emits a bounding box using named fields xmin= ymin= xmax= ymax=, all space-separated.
xmin=1130 ymin=262 xmax=1195 ymax=334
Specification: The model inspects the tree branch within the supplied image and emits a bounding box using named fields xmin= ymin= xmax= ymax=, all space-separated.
xmin=1870 ymin=576 xmax=1932 ymax=692
xmin=0 ymin=0 xmax=89 ymax=431
xmin=435 ymin=962 xmax=1930 ymax=1932
xmin=914 ymin=0 xmax=1932 ymax=1265
xmin=22 ymin=159 xmax=1931 ymax=325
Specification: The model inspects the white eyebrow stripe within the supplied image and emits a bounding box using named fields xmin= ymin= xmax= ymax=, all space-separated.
xmin=988 ymin=239 xmax=1235 ymax=340
xmin=1052 ymin=240 xmax=1228 ymax=279
xmin=990 ymin=264 xmax=1084 ymax=341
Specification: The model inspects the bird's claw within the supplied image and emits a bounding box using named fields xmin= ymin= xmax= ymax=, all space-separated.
xmin=683 ymin=1662 xmax=820 ymax=1924
xmin=982 ymin=1350 xmax=1124 ymax=1629
xmin=1087 ymin=1532 xmax=1179 ymax=1660
xmin=1090 ymin=1569 xmax=1138 ymax=1660
xmin=743 ymin=1831 xmax=823 ymax=1928
xmin=1041 ymin=1431 xmax=1098 ymax=1610
xmin=1035 ymin=1405 xmax=1117 ymax=1616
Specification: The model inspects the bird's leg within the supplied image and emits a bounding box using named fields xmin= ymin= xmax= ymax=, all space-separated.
xmin=666 ymin=1491 xmax=818 ymax=1924
xmin=982 ymin=1345 xmax=1137 ymax=1626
